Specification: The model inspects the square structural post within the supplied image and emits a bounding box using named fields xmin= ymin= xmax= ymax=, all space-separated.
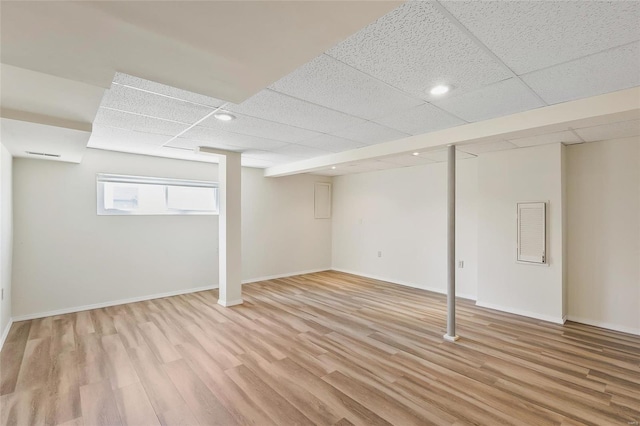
xmin=212 ymin=150 xmax=242 ymax=307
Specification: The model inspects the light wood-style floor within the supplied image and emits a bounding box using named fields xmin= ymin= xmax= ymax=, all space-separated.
xmin=1 ymin=271 xmax=639 ymax=426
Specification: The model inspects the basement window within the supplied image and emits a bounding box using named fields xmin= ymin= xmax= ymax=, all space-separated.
xmin=97 ymin=173 xmax=218 ymax=215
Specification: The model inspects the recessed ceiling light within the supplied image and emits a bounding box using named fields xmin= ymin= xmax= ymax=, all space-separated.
xmin=213 ymin=112 xmax=236 ymax=122
xmin=430 ymin=84 xmax=450 ymax=96
xmin=412 ymin=152 xmax=420 ymax=156
xmin=331 ymin=166 xmax=337 ymax=170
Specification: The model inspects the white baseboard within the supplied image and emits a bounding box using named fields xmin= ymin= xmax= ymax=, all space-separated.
xmin=11 ymin=268 xmax=331 ymax=322
xmin=242 ymin=268 xmax=330 ymax=284
xmin=12 ymin=285 xmax=219 ymax=322
xmin=475 ymin=300 xmax=565 ymax=325
xmin=566 ymin=315 xmax=639 ymax=336
xmin=0 ymin=318 xmax=14 ymax=352
xmin=331 ymin=268 xmax=477 ymax=301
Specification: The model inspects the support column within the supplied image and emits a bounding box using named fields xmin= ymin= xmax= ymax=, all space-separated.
xmin=217 ymin=151 xmax=243 ymax=307
xmin=444 ymin=144 xmax=459 ymax=342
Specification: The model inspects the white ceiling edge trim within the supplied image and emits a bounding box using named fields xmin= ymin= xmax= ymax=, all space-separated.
xmin=264 ymin=87 xmax=640 ymax=177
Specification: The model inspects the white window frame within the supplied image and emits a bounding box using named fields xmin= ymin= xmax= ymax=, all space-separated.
xmin=97 ymin=173 xmax=219 ymax=216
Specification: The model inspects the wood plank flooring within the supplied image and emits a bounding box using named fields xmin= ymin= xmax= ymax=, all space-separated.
xmin=1 ymin=271 xmax=639 ymax=425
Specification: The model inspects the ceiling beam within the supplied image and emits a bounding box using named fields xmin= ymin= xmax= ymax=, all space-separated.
xmin=264 ymin=87 xmax=640 ymax=177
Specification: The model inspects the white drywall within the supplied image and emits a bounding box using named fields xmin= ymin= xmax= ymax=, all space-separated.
xmin=12 ymin=149 xmax=331 ymax=318
xmin=477 ymin=143 xmax=565 ymax=323
xmin=566 ymin=137 xmax=639 ymax=335
xmin=331 ymin=158 xmax=478 ymax=299
xmin=0 ymin=144 xmax=13 ymax=346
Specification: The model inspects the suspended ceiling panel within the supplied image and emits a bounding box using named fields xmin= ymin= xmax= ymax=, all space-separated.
xmin=269 ymin=54 xmax=423 ymax=120
xmin=521 ymin=42 xmax=640 ymax=105
xmin=0 ymin=1 xmax=401 ymax=103
xmin=441 ymin=0 xmax=640 ymax=75
xmin=71 ymin=1 xmax=640 ymax=175
xmin=326 ymin=1 xmax=511 ymax=100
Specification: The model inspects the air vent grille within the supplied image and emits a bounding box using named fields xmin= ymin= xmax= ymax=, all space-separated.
xmin=25 ymin=151 xmax=61 ymax=158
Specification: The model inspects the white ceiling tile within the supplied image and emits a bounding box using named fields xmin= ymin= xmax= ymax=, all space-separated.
xmin=112 ymin=73 xmax=226 ymax=108
xmin=459 ymin=140 xmax=517 ymax=155
xmin=227 ymin=89 xmax=365 ymax=133
xmin=382 ymin=153 xmax=436 ymax=167
xmin=181 ymin=126 xmax=287 ymax=151
xmin=509 ymin=131 xmax=582 ymax=148
xmin=419 ymin=149 xmax=476 ymax=163
xmin=101 ymin=83 xmax=214 ymax=123
xmin=272 ymin=143 xmax=333 ymax=160
xmin=297 ymin=134 xmax=365 ymax=153
xmin=432 ymin=78 xmax=545 ymax=122
xmin=372 ymin=103 xmax=466 ymax=135
xmin=326 ymin=1 xmax=510 ymax=100
xmin=332 ymin=121 xmax=410 ymax=145
xmin=88 ymin=125 xmax=171 ymax=148
xmin=442 ymin=1 xmax=640 ymax=75
xmin=199 ymin=112 xmax=321 ymax=143
xmin=521 ymin=42 xmax=640 ymax=105
xmin=93 ymin=108 xmax=189 ymax=136
xmin=574 ymin=120 xmax=640 ymax=142
xmin=270 ymin=54 xmax=423 ymax=120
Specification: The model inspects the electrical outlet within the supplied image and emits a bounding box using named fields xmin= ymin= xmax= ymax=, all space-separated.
xmin=458 ymin=260 xmax=464 ymax=268
xmin=378 ymin=251 xmax=382 ymax=258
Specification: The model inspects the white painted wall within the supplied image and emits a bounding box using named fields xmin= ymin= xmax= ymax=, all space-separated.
xmin=12 ymin=149 xmax=331 ymax=318
xmin=566 ymin=137 xmax=640 ymax=335
xmin=477 ymin=143 xmax=565 ymax=323
xmin=242 ymin=167 xmax=332 ymax=280
xmin=0 ymin=144 xmax=14 ymax=345
xmin=331 ymin=158 xmax=478 ymax=299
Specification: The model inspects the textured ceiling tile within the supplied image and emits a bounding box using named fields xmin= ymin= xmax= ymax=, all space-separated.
xmin=181 ymin=126 xmax=287 ymax=151
xmin=521 ymin=42 xmax=640 ymax=105
xmin=93 ymin=108 xmax=189 ymax=136
xmin=297 ymin=134 xmax=364 ymax=153
xmin=432 ymin=78 xmax=545 ymax=122
xmin=112 ymin=73 xmax=226 ymax=108
xmin=372 ymin=103 xmax=466 ymax=135
xmin=227 ymin=89 xmax=365 ymax=133
xmin=100 ymin=83 xmax=214 ymax=124
xmin=419 ymin=149 xmax=476 ymax=163
xmin=332 ymin=121 xmax=410 ymax=145
xmin=88 ymin=125 xmax=171 ymax=147
xmin=199 ymin=112 xmax=321 ymax=143
xmin=574 ymin=119 xmax=640 ymax=142
xmin=382 ymin=153 xmax=436 ymax=167
xmin=459 ymin=140 xmax=517 ymax=155
xmin=442 ymin=1 xmax=640 ymax=75
xmin=509 ymin=130 xmax=582 ymax=148
xmin=272 ymin=143 xmax=333 ymax=159
xmin=270 ymin=54 xmax=423 ymax=120
xmin=326 ymin=1 xmax=510 ymax=100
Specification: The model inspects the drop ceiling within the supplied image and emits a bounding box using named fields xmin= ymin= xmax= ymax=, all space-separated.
xmin=3 ymin=1 xmax=639 ymax=173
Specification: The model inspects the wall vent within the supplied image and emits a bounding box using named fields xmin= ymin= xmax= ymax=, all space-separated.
xmin=25 ymin=151 xmax=61 ymax=158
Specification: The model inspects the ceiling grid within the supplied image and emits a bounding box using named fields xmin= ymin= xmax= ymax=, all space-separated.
xmin=82 ymin=1 xmax=639 ymax=174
